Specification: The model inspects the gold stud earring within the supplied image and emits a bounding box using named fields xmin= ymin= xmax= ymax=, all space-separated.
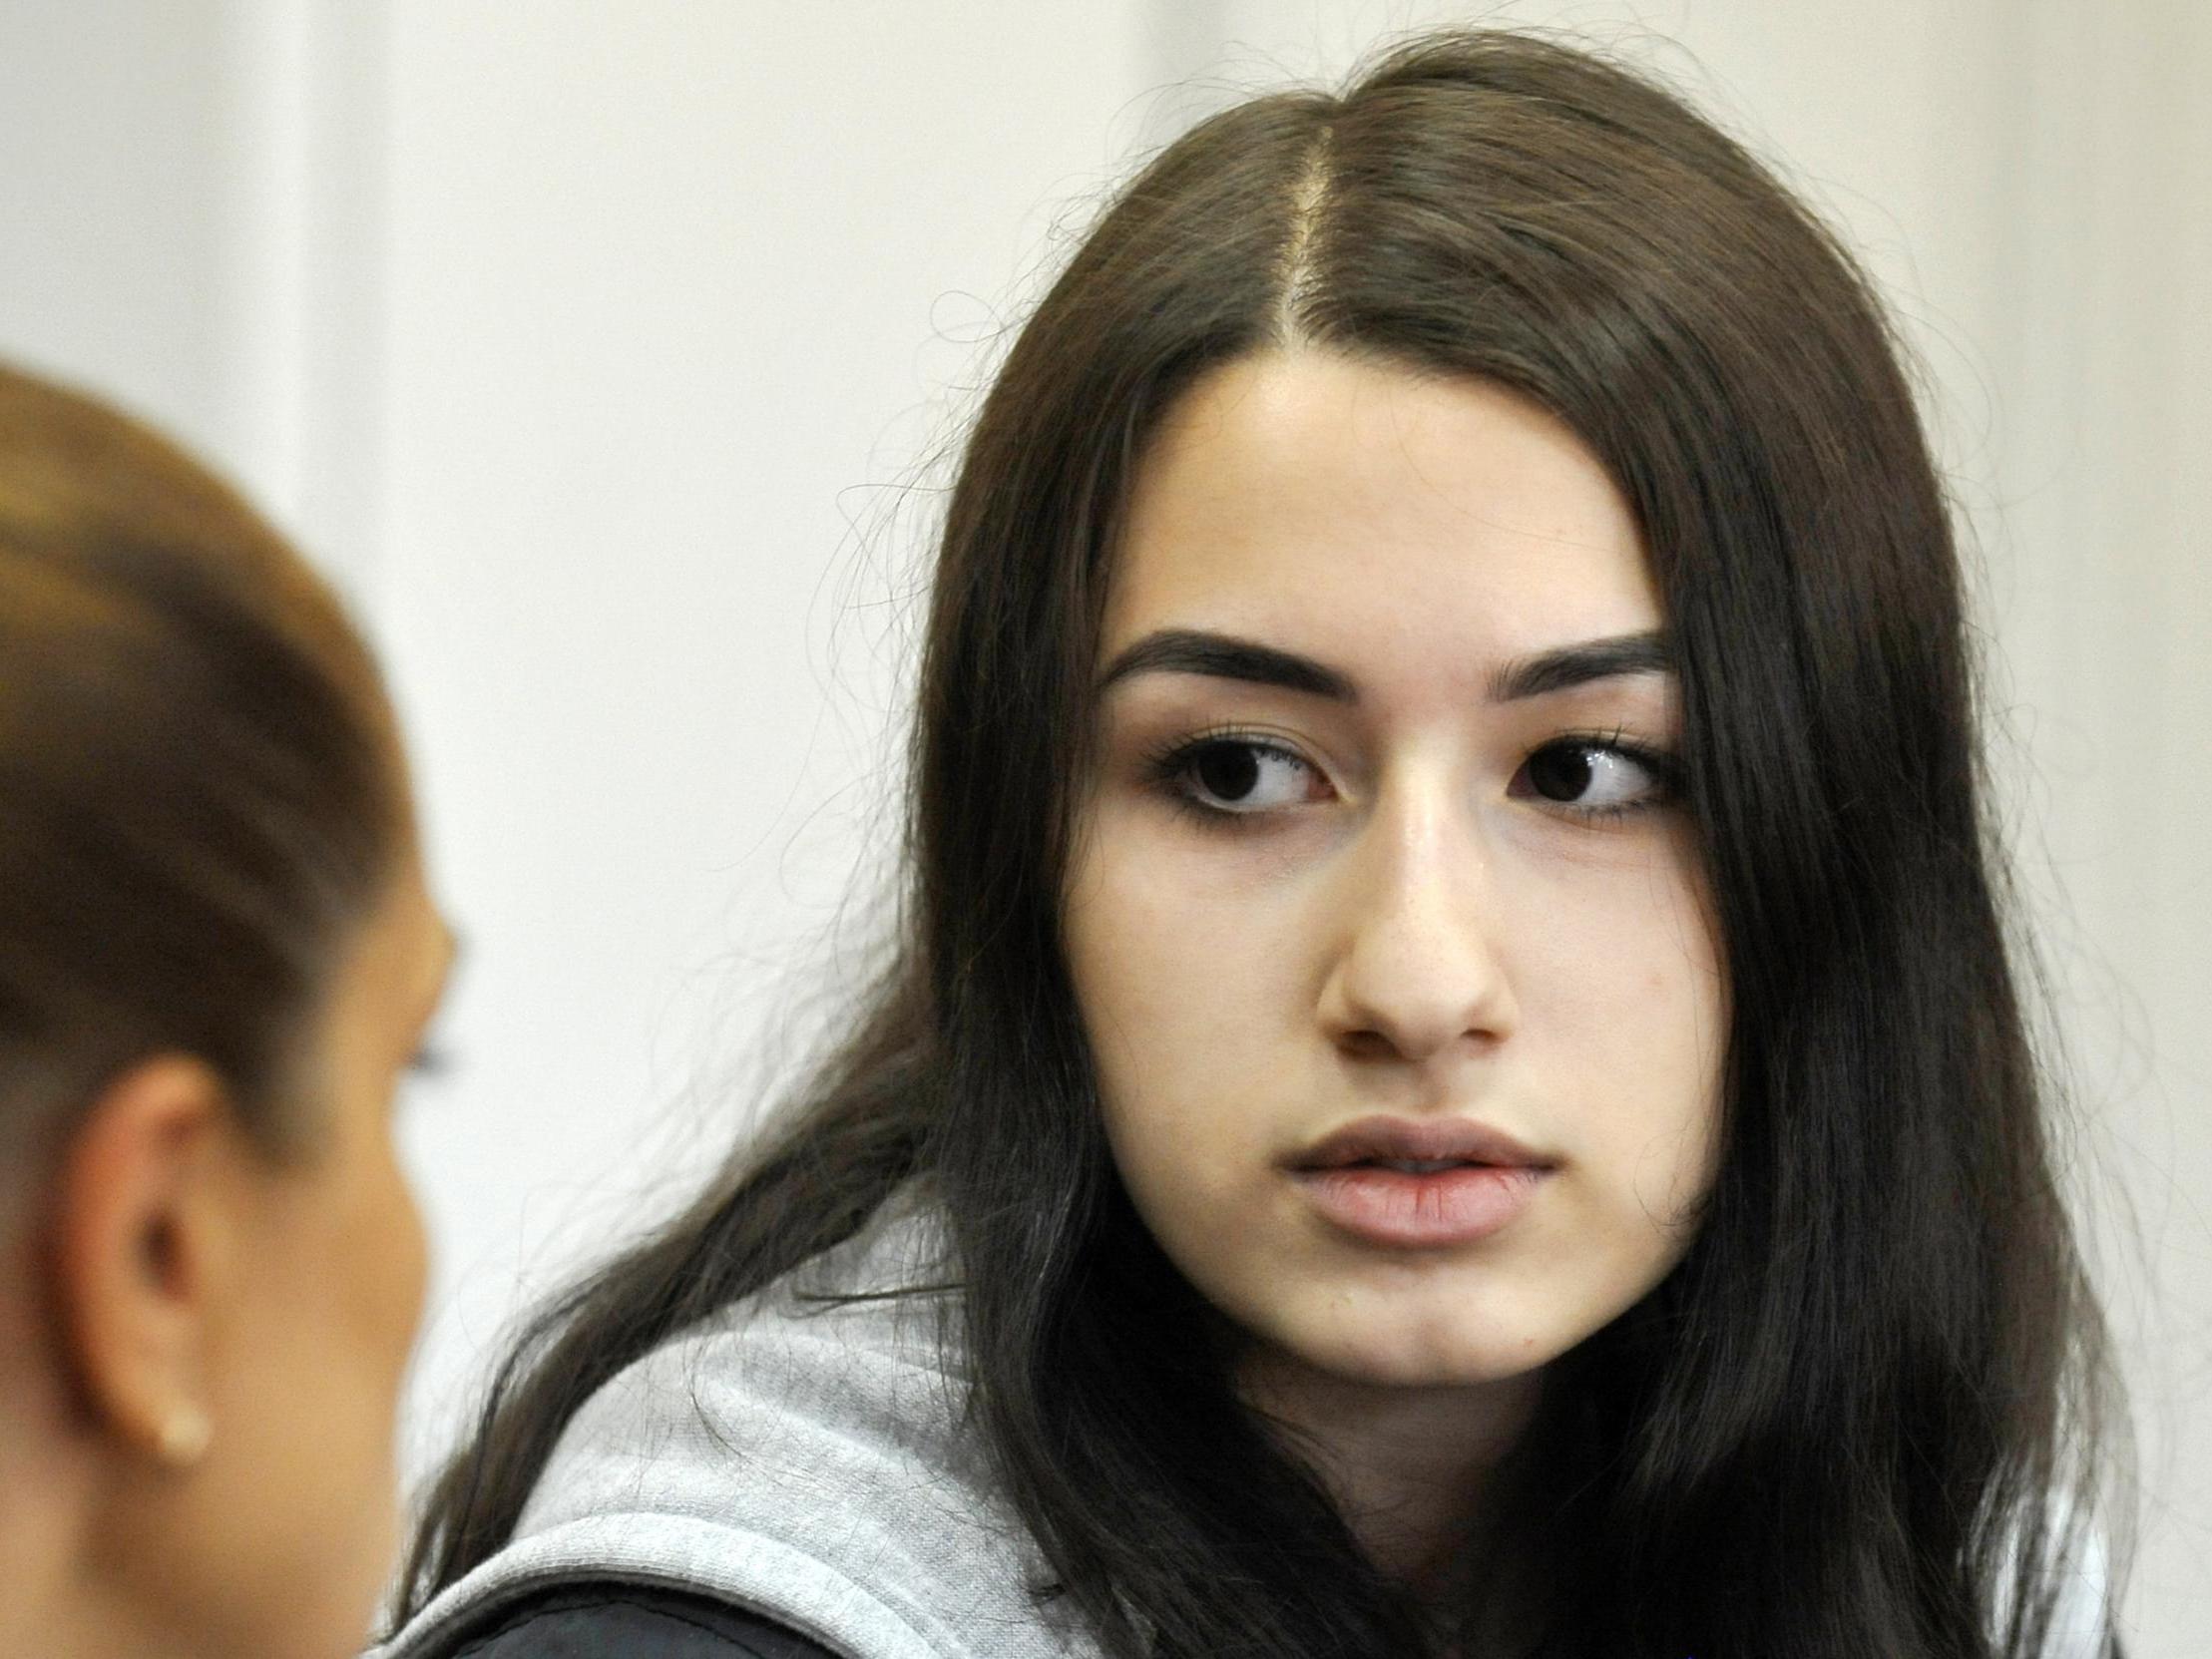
xmin=157 ymin=1408 xmax=213 ymax=1467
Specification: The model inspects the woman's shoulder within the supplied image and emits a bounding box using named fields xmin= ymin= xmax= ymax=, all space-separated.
xmin=446 ymin=1581 xmax=838 ymax=1659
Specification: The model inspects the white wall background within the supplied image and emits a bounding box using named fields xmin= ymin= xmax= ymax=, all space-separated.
xmin=3 ymin=3 xmax=2204 ymax=1652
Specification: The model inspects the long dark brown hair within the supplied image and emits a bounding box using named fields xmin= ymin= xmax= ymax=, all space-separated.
xmin=401 ymin=31 xmax=2121 ymax=1657
xmin=0 ymin=363 xmax=402 ymax=1211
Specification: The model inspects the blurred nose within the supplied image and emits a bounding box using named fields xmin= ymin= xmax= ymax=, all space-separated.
xmin=1315 ymin=779 xmax=1517 ymax=1066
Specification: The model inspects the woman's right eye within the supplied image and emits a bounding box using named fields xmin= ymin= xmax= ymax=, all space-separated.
xmin=1162 ymin=737 xmax=1322 ymax=816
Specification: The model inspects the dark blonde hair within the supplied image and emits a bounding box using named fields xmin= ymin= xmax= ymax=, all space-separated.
xmin=409 ymin=32 xmax=2118 ymax=1657
xmin=0 ymin=363 xmax=403 ymax=1210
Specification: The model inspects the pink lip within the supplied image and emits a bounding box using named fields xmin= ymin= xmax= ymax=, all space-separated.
xmin=1290 ymin=1115 xmax=1551 ymax=1173
xmin=1287 ymin=1115 xmax=1554 ymax=1248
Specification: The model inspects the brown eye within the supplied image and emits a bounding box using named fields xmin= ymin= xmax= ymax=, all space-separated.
xmin=1194 ymin=742 xmax=1260 ymax=802
xmin=1512 ymin=739 xmax=1668 ymax=813
xmin=1527 ymin=743 xmax=1595 ymax=802
xmin=1174 ymin=738 xmax=1319 ymax=814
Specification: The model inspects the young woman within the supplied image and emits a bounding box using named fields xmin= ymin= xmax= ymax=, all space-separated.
xmin=0 ymin=363 xmax=455 ymax=1659
xmin=387 ymin=30 xmax=2123 ymax=1659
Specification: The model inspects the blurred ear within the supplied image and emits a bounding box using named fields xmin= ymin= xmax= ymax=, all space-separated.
xmin=50 ymin=1056 xmax=239 ymax=1463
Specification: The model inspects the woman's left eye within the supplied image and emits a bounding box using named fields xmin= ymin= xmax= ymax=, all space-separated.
xmin=1509 ymin=738 xmax=1674 ymax=816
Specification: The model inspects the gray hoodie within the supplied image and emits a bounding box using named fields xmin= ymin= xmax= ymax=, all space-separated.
xmin=371 ymin=1191 xmax=1103 ymax=1659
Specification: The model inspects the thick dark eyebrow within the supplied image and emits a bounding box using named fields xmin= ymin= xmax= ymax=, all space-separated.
xmin=1487 ymin=629 xmax=1673 ymax=701
xmin=1096 ymin=626 xmax=1672 ymax=704
xmin=1097 ymin=629 xmax=1354 ymax=700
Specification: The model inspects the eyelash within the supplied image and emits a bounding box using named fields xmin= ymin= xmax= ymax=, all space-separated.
xmin=1139 ymin=725 xmax=1681 ymax=828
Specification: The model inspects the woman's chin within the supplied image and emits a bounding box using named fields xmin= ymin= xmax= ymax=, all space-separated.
xmin=1247 ymin=1314 xmax=1566 ymax=1397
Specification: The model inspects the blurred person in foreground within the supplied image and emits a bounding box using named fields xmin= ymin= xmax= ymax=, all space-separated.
xmin=0 ymin=362 xmax=455 ymax=1659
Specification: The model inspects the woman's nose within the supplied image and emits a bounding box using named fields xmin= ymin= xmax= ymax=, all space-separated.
xmin=1314 ymin=792 xmax=1518 ymax=1065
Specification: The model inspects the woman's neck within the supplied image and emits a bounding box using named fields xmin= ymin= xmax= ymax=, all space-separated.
xmin=1237 ymin=1351 xmax=1546 ymax=1600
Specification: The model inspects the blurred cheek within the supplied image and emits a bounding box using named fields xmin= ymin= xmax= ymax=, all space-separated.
xmin=369 ymin=1140 xmax=431 ymax=1371
xmin=338 ymin=1130 xmax=431 ymax=1533
xmin=224 ymin=1128 xmax=428 ymax=1649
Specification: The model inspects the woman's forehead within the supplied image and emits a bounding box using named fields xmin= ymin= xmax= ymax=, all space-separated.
xmin=1106 ymin=352 xmax=1662 ymax=689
